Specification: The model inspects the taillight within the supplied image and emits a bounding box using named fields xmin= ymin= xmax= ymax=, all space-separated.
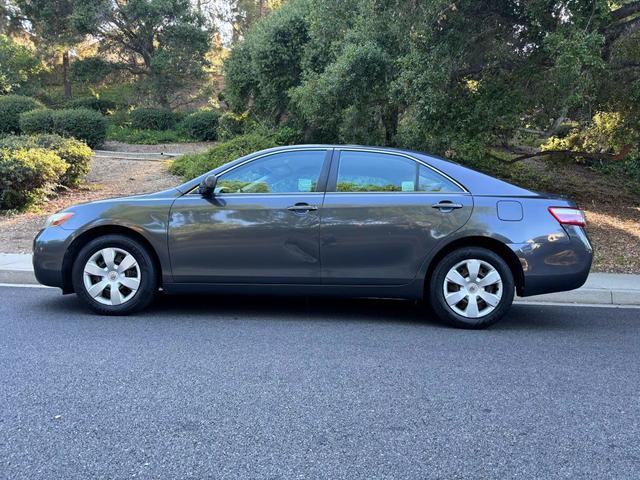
xmin=548 ymin=207 xmax=586 ymax=227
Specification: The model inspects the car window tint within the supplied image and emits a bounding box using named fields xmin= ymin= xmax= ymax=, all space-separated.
xmin=417 ymin=165 xmax=463 ymax=193
xmin=336 ymin=151 xmax=462 ymax=193
xmin=217 ymin=151 xmax=326 ymax=194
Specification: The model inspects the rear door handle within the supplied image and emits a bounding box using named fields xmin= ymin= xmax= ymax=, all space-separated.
xmin=432 ymin=201 xmax=464 ymax=211
xmin=287 ymin=203 xmax=318 ymax=213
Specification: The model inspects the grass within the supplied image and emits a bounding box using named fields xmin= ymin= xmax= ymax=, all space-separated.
xmin=106 ymin=124 xmax=192 ymax=145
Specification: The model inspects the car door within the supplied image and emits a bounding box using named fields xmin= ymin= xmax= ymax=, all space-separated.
xmin=320 ymin=149 xmax=473 ymax=285
xmin=168 ymin=148 xmax=331 ymax=284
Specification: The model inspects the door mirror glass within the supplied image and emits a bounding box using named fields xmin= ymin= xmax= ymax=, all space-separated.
xmin=199 ymin=174 xmax=218 ymax=197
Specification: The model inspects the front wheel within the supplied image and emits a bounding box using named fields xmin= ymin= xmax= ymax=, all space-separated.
xmin=428 ymin=247 xmax=514 ymax=329
xmin=72 ymin=235 xmax=158 ymax=315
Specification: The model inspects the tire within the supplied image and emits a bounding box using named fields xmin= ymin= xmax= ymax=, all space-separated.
xmin=72 ymin=234 xmax=158 ymax=315
xmin=428 ymin=247 xmax=514 ymax=329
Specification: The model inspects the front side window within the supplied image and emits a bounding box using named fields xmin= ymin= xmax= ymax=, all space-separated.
xmin=335 ymin=151 xmax=462 ymax=193
xmin=217 ymin=150 xmax=326 ymax=194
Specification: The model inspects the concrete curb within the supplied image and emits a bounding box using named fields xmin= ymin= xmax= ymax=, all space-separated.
xmin=1 ymin=253 xmax=639 ymax=306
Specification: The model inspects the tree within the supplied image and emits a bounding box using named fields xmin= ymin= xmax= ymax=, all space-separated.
xmin=223 ymin=0 xmax=640 ymax=161
xmin=16 ymin=0 xmax=83 ymax=98
xmin=73 ymin=0 xmax=211 ymax=108
xmin=0 ymin=34 xmax=41 ymax=93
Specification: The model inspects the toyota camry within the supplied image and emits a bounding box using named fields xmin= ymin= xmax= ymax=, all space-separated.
xmin=33 ymin=145 xmax=593 ymax=328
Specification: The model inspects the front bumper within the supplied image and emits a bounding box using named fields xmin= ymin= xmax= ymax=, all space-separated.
xmin=513 ymin=225 xmax=593 ymax=297
xmin=33 ymin=226 xmax=74 ymax=291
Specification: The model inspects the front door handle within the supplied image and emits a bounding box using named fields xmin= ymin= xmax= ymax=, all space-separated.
xmin=432 ymin=201 xmax=464 ymax=212
xmin=287 ymin=203 xmax=318 ymax=213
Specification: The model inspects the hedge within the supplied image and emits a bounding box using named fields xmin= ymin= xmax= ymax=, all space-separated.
xmin=130 ymin=107 xmax=176 ymax=131
xmin=179 ymin=110 xmax=221 ymax=141
xmin=0 ymin=147 xmax=67 ymax=210
xmin=0 ymin=134 xmax=92 ymax=187
xmin=19 ymin=108 xmax=107 ymax=147
xmin=0 ymin=95 xmax=44 ymax=134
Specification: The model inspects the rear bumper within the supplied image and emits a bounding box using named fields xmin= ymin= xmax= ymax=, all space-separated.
xmin=33 ymin=227 xmax=73 ymax=291
xmin=513 ymin=225 xmax=593 ymax=297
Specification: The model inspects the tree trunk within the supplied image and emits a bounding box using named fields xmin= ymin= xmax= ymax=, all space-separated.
xmin=62 ymin=50 xmax=72 ymax=99
xmin=259 ymin=0 xmax=265 ymax=17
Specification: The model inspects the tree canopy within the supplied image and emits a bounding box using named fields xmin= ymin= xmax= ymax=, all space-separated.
xmin=224 ymin=0 xmax=640 ymax=161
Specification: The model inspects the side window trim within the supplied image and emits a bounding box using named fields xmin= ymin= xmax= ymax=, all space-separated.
xmin=326 ymin=148 xmax=468 ymax=194
xmin=187 ymin=148 xmax=333 ymax=195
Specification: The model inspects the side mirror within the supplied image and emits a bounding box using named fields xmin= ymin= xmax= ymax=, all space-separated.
xmin=198 ymin=174 xmax=218 ymax=197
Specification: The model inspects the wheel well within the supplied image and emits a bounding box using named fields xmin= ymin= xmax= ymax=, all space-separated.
xmin=424 ymin=236 xmax=525 ymax=296
xmin=61 ymin=225 xmax=163 ymax=293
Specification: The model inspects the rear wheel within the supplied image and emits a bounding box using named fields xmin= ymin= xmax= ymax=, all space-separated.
xmin=72 ymin=235 xmax=158 ymax=315
xmin=428 ymin=247 xmax=514 ymax=328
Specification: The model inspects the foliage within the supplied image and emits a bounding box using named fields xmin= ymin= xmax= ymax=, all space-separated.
xmin=20 ymin=108 xmax=107 ymax=147
xmin=106 ymin=125 xmax=191 ymax=145
xmin=130 ymin=107 xmax=176 ymax=131
xmin=73 ymin=0 xmax=211 ymax=108
xmin=0 ymin=95 xmax=44 ymax=134
xmin=223 ymin=0 xmax=640 ymax=163
xmin=0 ymin=35 xmax=42 ymax=94
xmin=0 ymin=134 xmax=92 ymax=187
xmin=67 ymin=96 xmax=116 ymax=114
xmin=170 ymin=127 xmax=295 ymax=179
xmin=19 ymin=108 xmax=55 ymax=134
xmin=179 ymin=110 xmax=221 ymax=141
xmin=217 ymin=111 xmax=249 ymax=140
xmin=0 ymin=146 xmax=67 ymax=210
xmin=69 ymin=57 xmax=115 ymax=85
xmin=542 ymin=112 xmax=636 ymax=158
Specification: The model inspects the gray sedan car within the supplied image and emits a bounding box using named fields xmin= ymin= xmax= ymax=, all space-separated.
xmin=33 ymin=145 xmax=592 ymax=328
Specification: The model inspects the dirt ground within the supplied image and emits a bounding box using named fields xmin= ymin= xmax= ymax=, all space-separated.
xmin=0 ymin=145 xmax=638 ymax=273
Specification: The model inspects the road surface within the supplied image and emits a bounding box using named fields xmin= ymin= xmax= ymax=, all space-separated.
xmin=1 ymin=286 xmax=638 ymax=479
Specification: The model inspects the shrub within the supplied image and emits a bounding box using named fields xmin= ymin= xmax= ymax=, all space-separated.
xmin=67 ymin=96 xmax=116 ymax=115
xmin=0 ymin=134 xmax=92 ymax=187
xmin=19 ymin=108 xmax=55 ymax=134
xmin=179 ymin=110 xmax=221 ymax=141
xmin=0 ymin=147 xmax=67 ymax=210
xmin=170 ymin=129 xmax=288 ymax=179
xmin=20 ymin=108 xmax=107 ymax=148
xmin=130 ymin=107 xmax=176 ymax=131
xmin=0 ymin=95 xmax=44 ymax=134
xmin=217 ymin=111 xmax=248 ymax=140
xmin=53 ymin=108 xmax=107 ymax=148
xmin=106 ymin=124 xmax=191 ymax=144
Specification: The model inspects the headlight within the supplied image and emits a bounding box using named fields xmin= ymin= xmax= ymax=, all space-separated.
xmin=44 ymin=212 xmax=74 ymax=228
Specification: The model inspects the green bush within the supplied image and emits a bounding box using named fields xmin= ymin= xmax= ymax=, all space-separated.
xmin=217 ymin=111 xmax=248 ymax=140
xmin=130 ymin=107 xmax=176 ymax=131
xmin=179 ymin=110 xmax=221 ymax=141
xmin=67 ymin=96 xmax=116 ymax=115
xmin=20 ymin=108 xmax=107 ymax=148
xmin=106 ymin=125 xmax=191 ymax=144
xmin=170 ymin=128 xmax=290 ymax=179
xmin=0 ymin=147 xmax=67 ymax=210
xmin=0 ymin=134 xmax=92 ymax=187
xmin=19 ymin=108 xmax=55 ymax=134
xmin=0 ymin=95 xmax=44 ymax=134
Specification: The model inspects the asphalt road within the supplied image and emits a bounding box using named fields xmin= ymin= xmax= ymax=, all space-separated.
xmin=1 ymin=286 xmax=639 ymax=479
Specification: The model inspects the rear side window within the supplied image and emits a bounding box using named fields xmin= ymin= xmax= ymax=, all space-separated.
xmin=217 ymin=150 xmax=326 ymax=194
xmin=335 ymin=151 xmax=462 ymax=193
